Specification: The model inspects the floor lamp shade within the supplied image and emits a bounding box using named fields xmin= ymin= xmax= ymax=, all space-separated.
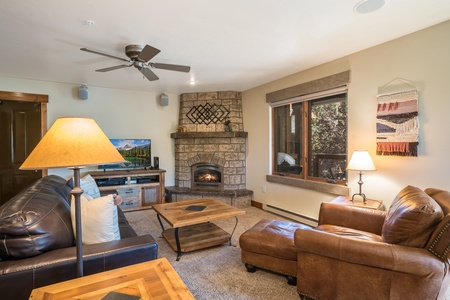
xmin=20 ymin=117 xmax=125 ymax=170
xmin=20 ymin=117 xmax=125 ymax=277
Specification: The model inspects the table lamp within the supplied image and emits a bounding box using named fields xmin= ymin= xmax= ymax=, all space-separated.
xmin=346 ymin=150 xmax=376 ymax=203
xmin=20 ymin=117 xmax=125 ymax=277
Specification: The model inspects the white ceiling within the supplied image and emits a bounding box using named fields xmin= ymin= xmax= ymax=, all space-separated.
xmin=1 ymin=0 xmax=450 ymax=95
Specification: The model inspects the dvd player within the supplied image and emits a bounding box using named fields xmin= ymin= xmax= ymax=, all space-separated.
xmin=95 ymin=178 xmax=127 ymax=187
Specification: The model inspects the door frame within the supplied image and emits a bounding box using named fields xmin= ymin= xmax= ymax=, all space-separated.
xmin=0 ymin=90 xmax=49 ymax=175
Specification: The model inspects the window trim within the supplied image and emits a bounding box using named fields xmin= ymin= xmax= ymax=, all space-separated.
xmin=266 ymin=174 xmax=350 ymax=196
xmin=266 ymin=70 xmax=351 ymax=103
xmin=271 ymin=92 xmax=348 ymax=183
xmin=270 ymin=85 xmax=348 ymax=107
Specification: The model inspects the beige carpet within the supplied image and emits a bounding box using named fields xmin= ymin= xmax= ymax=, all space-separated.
xmin=124 ymin=207 xmax=450 ymax=300
xmin=125 ymin=206 xmax=299 ymax=300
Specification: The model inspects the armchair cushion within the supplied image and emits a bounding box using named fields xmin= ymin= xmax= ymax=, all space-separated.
xmin=316 ymin=224 xmax=382 ymax=242
xmin=382 ymin=185 xmax=443 ymax=247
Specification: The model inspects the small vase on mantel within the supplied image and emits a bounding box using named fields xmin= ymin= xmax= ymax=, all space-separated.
xmin=223 ymin=118 xmax=232 ymax=132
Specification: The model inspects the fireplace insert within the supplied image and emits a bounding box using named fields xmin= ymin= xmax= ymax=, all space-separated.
xmin=191 ymin=163 xmax=224 ymax=190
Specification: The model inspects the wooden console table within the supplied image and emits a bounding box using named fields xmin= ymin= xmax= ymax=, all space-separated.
xmin=29 ymin=258 xmax=194 ymax=299
xmin=90 ymin=169 xmax=165 ymax=211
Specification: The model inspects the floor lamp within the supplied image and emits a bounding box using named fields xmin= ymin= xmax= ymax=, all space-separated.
xmin=20 ymin=117 xmax=124 ymax=277
xmin=346 ymin=150 xmax=376 ymax=204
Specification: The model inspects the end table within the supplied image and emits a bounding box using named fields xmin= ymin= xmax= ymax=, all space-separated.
xmin=330 ymin=195 xmax=384 ymax=210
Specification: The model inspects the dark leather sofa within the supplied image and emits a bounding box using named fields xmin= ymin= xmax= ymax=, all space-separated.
xmin=0 ymin=175 xmax=158 ymax=300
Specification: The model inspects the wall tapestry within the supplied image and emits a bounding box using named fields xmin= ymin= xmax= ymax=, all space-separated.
xmin=376 ymin=88 xmax=419 ymax=157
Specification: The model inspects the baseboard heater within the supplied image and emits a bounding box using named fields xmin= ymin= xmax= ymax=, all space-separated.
xmin=263 ymin=204 xmax=318 ymax=227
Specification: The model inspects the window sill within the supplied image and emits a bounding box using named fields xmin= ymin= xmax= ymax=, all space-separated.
xmin=266 ymin=175 xmax=350 ymax=196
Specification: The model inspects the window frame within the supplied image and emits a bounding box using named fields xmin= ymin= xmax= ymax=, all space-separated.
xmin=270 ymin=85 xmax=348 ymax=186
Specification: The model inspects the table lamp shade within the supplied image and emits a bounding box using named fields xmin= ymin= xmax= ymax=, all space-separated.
xmin=20 ymin=117 xmax=125 ymax=170
xmin=347 ymin=150 xmax=376 ymax=171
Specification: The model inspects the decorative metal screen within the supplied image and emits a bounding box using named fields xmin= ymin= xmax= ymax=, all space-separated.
xmin=186 ymin=103 xmax=230 ymax=125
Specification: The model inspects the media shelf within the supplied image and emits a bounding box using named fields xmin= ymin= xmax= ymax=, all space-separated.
xmin=89 ymin=169 xmax=165 ymax=211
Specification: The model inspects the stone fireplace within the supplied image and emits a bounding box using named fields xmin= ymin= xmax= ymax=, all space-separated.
xmin=166 ymin=91 xmax=253 ymax=207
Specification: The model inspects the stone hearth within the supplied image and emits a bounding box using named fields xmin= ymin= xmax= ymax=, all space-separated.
xmin=167 ymin=91 xmax=253 ymax=207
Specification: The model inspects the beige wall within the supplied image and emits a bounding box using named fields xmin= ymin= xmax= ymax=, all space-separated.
xmin=0 ymin=78 xmax=179 ymax=184
xmin=243 ymin=20 xmax=450 ymax=219
xmin=2 ymin=21 xmax=449 ymax=220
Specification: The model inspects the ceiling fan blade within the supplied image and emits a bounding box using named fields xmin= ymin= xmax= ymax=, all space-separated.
xmin=80 ymin=47 xmax=130 ymax=62
xmin=139 ymin=67 xmax=159 ymax=81
xmin=96 ymin=65 xmax=131 ymax=72
xmin=151 ymin=63 xmax=191 ymax=73
xmin=138 ymin=45 xmax=161 ymax=62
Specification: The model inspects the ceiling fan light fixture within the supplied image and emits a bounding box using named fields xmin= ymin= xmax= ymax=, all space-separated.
xmin=354 ymin=0 xmax=386 ymax=14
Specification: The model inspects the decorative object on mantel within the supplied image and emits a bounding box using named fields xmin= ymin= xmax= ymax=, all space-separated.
xmin=223 ymin=117 xmax=232 ymax=132
xmin=376 ymin=77 xmax=419 ymax=157
xmin=186 ymin=103 xmax=230 ymax=125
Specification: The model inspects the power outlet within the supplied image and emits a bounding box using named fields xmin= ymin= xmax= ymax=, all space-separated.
xmin=262 ymin=185 xmax=267 ymax=193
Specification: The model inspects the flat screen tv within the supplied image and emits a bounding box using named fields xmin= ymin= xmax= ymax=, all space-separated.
xmin=99 ymin=139 xmax=151 ymax=170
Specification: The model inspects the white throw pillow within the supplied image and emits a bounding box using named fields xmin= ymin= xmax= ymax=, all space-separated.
xmin=71 ymin=194 xmax=120 ymax=245
xmin=79 ymin=174 xmax=101 ymax=199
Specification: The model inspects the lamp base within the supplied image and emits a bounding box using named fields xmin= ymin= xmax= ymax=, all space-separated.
xmin=351 ymin=193 xmax=367 ymax=204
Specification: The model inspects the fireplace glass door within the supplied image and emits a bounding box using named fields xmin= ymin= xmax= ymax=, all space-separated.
xmin=191 ymin=163 xmax=223 ymax=190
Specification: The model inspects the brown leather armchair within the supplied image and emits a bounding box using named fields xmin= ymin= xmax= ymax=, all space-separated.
xmin=294 ymin=185 xmax=450 ymax=300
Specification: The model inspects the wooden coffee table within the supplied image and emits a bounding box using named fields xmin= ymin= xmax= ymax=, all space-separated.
xmin=152 ymin=198 xmax=245 ymax=260
xmin=29 ymin=257 xmax=194 ymax=299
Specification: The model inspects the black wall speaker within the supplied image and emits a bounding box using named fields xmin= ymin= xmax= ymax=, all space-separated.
xmin=160 ymin=93 xmax=169 ymax=106
xmin=79 ymin=85 xmax=88 ymax=100
xmin=154 ymin=157 xmax=159 ymax=169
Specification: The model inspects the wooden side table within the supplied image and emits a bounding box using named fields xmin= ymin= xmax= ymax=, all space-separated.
xmin=330 ymin=195 xmax=384 ymax=210
xmin=29 ymin=258 xmax=194 ymax=299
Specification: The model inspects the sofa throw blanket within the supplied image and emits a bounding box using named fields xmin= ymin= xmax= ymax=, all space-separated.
xmin=376 ymin=90 xmax=419 ymax=156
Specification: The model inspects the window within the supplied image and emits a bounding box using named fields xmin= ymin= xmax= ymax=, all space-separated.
xmin=272 ymin=90 xmax=348 ymax=184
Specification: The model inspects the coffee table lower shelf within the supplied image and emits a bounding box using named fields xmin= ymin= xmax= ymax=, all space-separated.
xmin=162 ymin=223 xmax=231 ymax=253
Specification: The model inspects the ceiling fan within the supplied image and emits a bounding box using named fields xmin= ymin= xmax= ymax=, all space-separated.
xmin=80 ymin=44 xmax=191 ymax=81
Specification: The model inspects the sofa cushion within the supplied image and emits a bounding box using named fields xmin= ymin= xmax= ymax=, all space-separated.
xmin=382 ymin=185 xmax=444 ymax=247
xmin=0 ymin=175 xmax=75 ymax=259
xmin=71 ymin=194 xmax=120 ymax=245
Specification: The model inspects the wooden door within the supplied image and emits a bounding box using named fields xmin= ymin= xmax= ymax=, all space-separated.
xmin=0 ymin=91 xmax=48 ymax=206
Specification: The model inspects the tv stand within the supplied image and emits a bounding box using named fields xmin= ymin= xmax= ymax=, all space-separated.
xmin=89 ymin=169 xmax=165 ymax=211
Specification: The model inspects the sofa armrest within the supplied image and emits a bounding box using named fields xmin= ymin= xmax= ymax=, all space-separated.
xmin=0 ymin=234 xmax=158 ymax=300
xmin=427 ymin=214 xmax=450 ymax=261
xmin=318 ymin=202 xmax=386 ymax=235
xmin=294 ymin=227 xmax=444 ymax=277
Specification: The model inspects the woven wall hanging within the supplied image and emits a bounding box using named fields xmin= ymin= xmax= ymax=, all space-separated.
xmin=376 ymin=78 xmax=419 ymax=157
